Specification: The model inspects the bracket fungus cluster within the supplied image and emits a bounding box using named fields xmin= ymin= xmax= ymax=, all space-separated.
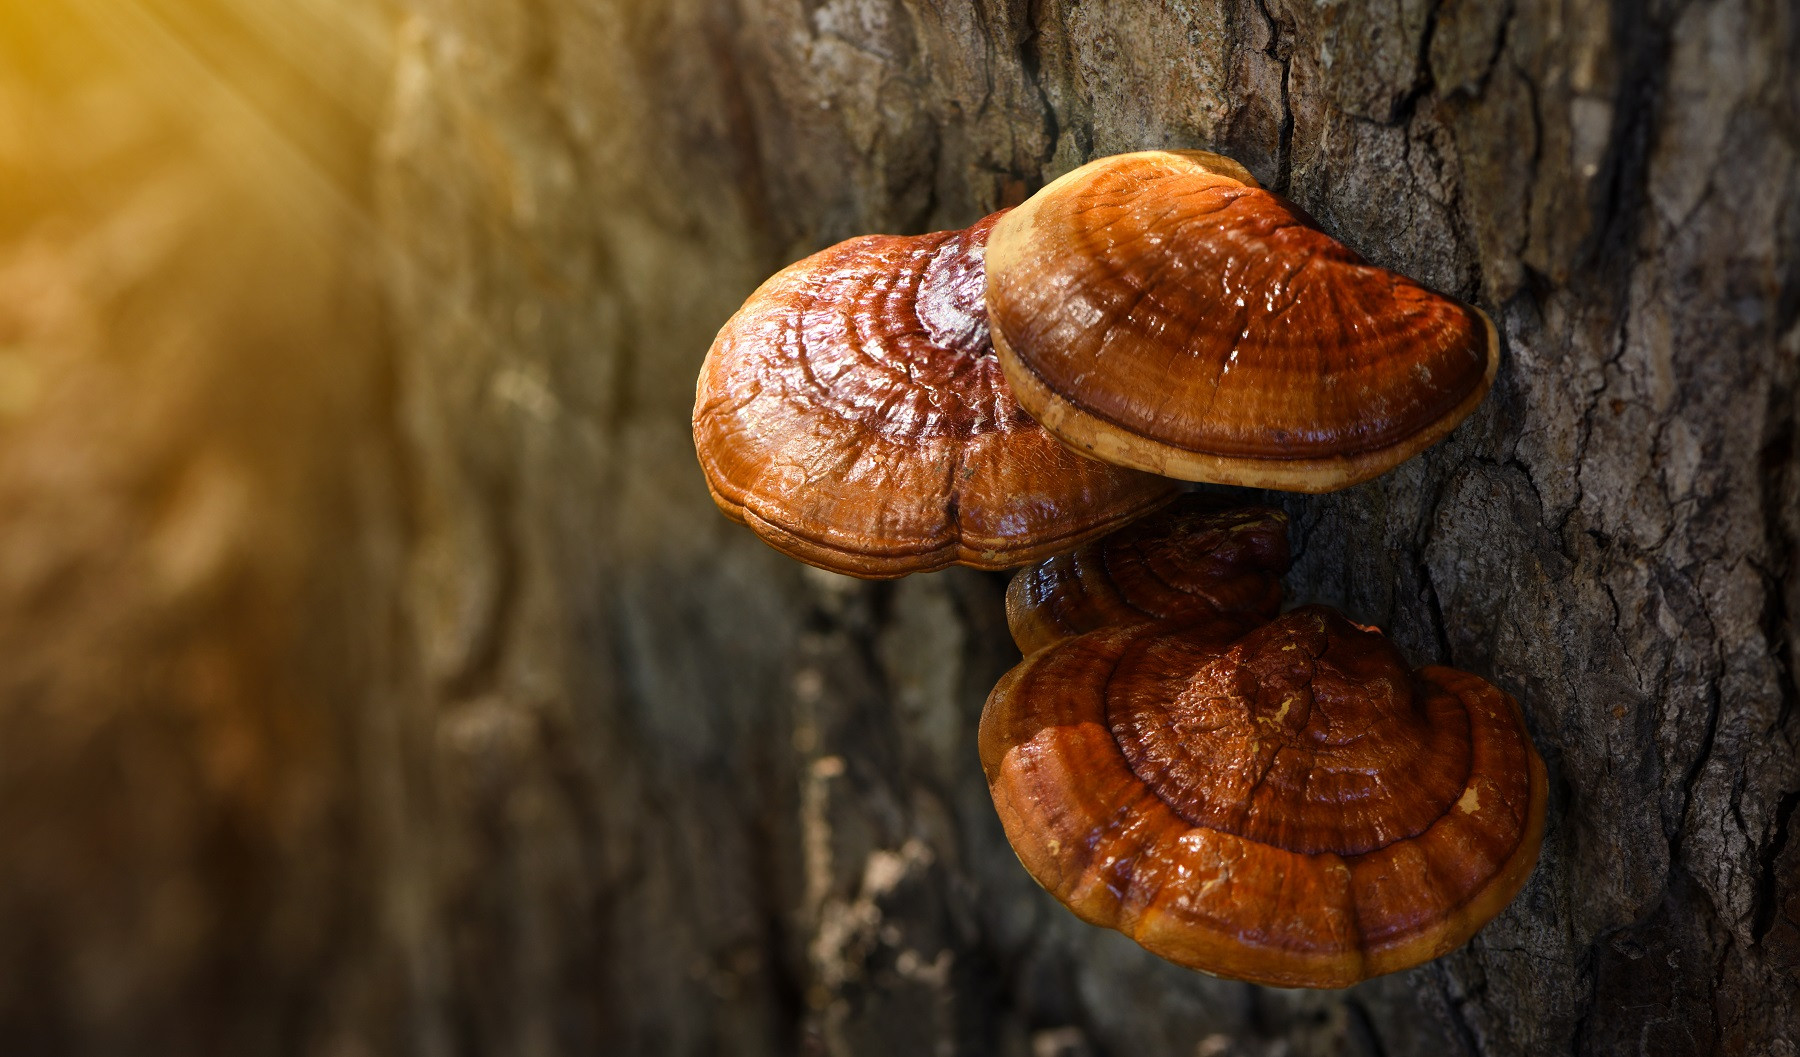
xmin=693 ymin=149 xmax=1540 ymax=987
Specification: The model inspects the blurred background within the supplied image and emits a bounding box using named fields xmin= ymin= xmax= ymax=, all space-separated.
xmin=0 ymin=1 xmax=398 ymax=1051
xmin=1 ymin=2 xmax=1796 ymax=1056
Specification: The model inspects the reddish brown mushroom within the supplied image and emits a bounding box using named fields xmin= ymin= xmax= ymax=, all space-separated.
xmin=1006 ymin=496 xmax=1290 ymax=655
xmin=694 ymin=211 xmax=1177 ymax=578
xmin=985 ymin=150 xmax=1500 ymax=492
xmin=979 ymin=605 xmax=1546 ymax=988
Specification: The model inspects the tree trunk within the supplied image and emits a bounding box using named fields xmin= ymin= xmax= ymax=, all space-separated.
xmin=4 ymin=0 xmax=1797 ymax=1055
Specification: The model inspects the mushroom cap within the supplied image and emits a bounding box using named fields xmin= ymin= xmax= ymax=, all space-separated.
xmin=1006 ymin=495 xmax=1290 ymax=655
xmin=695 ymin=211 xmax=1177 ymax=578
xmin=985 ymin=150 xmax=1500 ymax=492
xmin=979 ymin=605 xmax=1547 ymax=988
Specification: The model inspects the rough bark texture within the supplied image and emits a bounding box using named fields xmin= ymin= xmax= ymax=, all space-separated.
xmin=3 ymin=0 xmax=1798 ymax=1055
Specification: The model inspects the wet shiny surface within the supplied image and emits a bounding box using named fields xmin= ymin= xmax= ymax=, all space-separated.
xmin=1110 ymin=610 xmax=1470 ymax=856
xmin=695 ymin=211 xmax=1176 ymax=577
xmin=986 ymin=151 xmax=1496 ymax=486
xmin=979 ymin=606 xmax=1545 ymax=987
xmin=1006 ymin=497 xmax=1289 ymax=654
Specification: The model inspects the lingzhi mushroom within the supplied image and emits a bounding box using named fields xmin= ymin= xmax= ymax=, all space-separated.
xmin=694 ymin=147 xmax=1538 ymax=988
xmin=981 ymin=603 xmax=1547 ymax=988
xmin=985 ymin=150 xmax=1500 ymax=492
xmin=1006 ymin=495 xmax=1290 ymax=655
xmin=693 ymin=210 xmax=1175 ymax=578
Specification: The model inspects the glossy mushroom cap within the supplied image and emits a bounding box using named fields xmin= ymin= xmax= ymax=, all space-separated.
xmin=985 ymin=150 xmax=1500 ymax=492
xmin=979 ymin=606 xmax=1546 ymax=988
xmin=1006 ymin=496 xmax=1290 ymax=655
xmin=695 ymin=211 xmax=1177 ymax=578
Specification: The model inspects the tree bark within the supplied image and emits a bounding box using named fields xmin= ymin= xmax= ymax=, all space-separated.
xmin=4 ymin=0 xmax=1797 ymax=1055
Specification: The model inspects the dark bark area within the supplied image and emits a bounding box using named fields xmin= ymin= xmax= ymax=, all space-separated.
xmin=2 ymin=0 xmax=1796 ymax=1055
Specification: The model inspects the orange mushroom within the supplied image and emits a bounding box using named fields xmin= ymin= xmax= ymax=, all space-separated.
xmin=979 ymin=605 xmax=1546 ymax=988
xmin=985 ymin=151 xmax=1500 ymax=492
xmin=1006 ymin=496 xmax=1290 ymax=655
xmin=694 ymin=211 xmax=1177 ymax=578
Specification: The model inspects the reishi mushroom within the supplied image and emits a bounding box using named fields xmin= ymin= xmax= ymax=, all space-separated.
xmin=1006 ymin=495 xmax=1290 ymax=655
xmin=984 ymin=150 xmax=1500 ymax=492
xmin=978 ymin=605 xmax=1547 ymax=988
xmin=694 ymin=210 xmax=1177 ymax=578
xmin=693 ymin=147 xmax=1539 ymax=986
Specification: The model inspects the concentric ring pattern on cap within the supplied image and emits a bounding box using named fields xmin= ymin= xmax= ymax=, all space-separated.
xmin=695 ymin=211 xmax=1176 ymax=577
xmin=986 ymin=151 xmax=1499 ymax=492
xmin=1005 ymin=495 xmax=1290 ymax=655
xmin=979 ymin=606 xmax=1547 ymax=987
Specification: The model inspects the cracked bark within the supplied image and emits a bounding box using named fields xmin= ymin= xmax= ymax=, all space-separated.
xmin=2 ymin=0 xmax=1796 ymax=1055
xmin=368 ymin=1 xmax=1799 ymax=1053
